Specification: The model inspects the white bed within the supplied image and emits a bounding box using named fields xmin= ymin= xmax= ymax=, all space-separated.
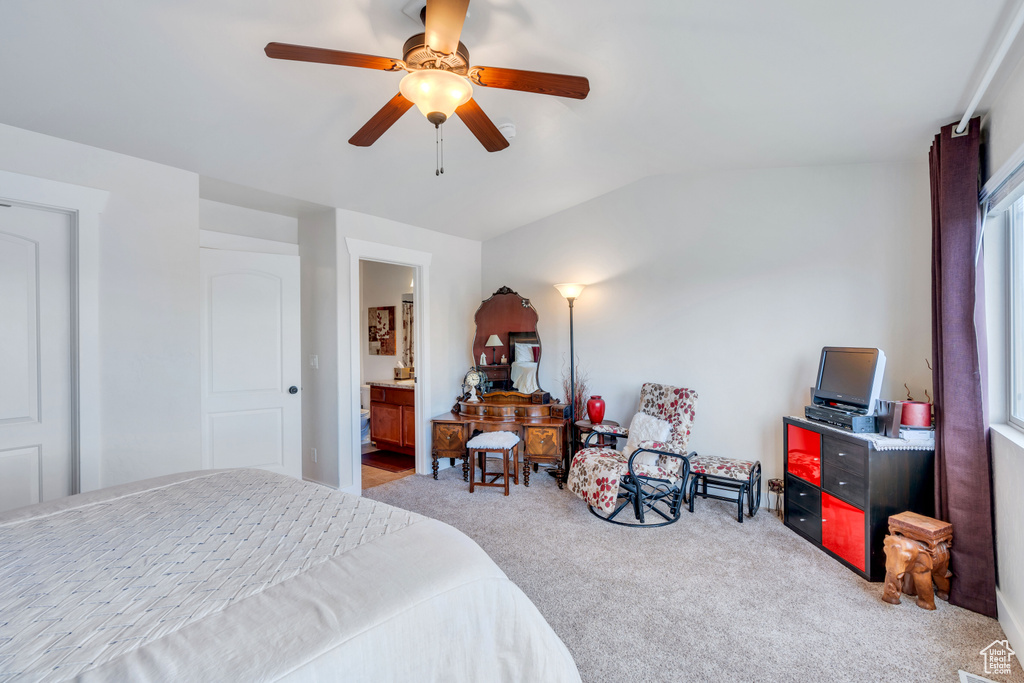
xmin=0 ymin=469 xmax=580 ymax=682
xmin=509 ymin=334 xmax=541 ymax=393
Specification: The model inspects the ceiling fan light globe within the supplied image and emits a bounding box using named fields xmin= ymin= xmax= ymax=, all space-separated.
xmin=400 ymin=69 xmax=472 ymax=122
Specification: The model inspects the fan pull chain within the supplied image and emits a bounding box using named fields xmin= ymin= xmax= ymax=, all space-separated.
xmin=434 ymin=123 xmax=445 ymax=176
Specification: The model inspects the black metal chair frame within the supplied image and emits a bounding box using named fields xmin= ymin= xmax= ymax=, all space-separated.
xmin=581 ymin=431 xmax=694 ymax=528
xmin=687 ymin=461 xmax=762 ymax=523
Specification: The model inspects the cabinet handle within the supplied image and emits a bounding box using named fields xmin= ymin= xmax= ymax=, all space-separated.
xmin=838 ymin=452 xmax=846 ymax=457
xmin=799 ymin=492 xmax=806 ymax=496
xmin=838 ymin=481 xmax=847 ymax=486
xmin=798 ymin=518 xmax=806 ymax=522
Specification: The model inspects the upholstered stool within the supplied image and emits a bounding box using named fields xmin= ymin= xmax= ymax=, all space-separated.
xmin=687 ymin=455 xmax=762 ymax=523
xmin=881 ymin=511 xmax=953 ymax=610
xmin=467 ymin=431 xmax=520 ymax=495
xmin=767 ymin=478 xmax=784 ymax=518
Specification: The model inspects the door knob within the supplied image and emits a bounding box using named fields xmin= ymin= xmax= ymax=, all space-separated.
xmin=289 ymin=386 xmax=298 ymax=394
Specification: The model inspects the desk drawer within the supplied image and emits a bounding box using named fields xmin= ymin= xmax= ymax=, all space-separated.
xmin=822 ymin=436 xmax=867 ymax=475
xmin=524 ymin=427 xmax=560 ymax=457
xmin=785 ymin=473 xmax=821 ymax=514
xmin=432 ymin=423 xmax=465 ymax=452
xmin=785 ymin=474 xmax=822 ymax=543
xmin=786 ymin=497 xmax=822 ymax=543
xmin=821 ymin=464 xmax=867 ymax=509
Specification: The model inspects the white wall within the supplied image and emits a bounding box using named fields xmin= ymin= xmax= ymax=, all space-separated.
xmin=296 ymin=209 xmax=480 ymax=492
xmin=334 ymin=211 xmax=481 ymax=492
xmin=360 ymin=260 xmax=415 ymax=384
xmin=983 ymin=49 xmax=1024 ymax=652
xmin=481 ymin=162 xmax=933 ymax=483
xmin=984 ymin=212 xmax=1024 ymax=652
xmin=298 ymin=210 xmax=339 ymax=487
xmin=199 ymin=198 xmax=298 ymax=244
xmin=0 ymin=123 xmax=202 ymax=486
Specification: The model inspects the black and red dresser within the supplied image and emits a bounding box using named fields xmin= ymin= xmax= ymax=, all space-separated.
xmin=782 ymin=416 xmax=935 ymax=581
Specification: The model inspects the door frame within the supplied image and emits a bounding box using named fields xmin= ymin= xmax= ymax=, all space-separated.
xmin=345 ymin=238 xmax=431 ymax=494
xmin=0 ymin=170 xmax=108 ymax=493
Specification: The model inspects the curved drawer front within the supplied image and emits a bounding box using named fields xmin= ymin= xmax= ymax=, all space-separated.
xmin=458 ymin=402 xmax=552 ymax=419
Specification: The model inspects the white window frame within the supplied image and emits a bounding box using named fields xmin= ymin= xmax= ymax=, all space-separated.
xmin=1009 ymin=196 xmax=1024 ymax=432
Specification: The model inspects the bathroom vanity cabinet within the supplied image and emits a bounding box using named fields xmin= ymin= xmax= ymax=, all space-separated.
xmin=370 ymin=384 xmax=415 ymax=455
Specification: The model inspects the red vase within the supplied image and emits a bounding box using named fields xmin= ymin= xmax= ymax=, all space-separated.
xmin=587 ymin=395 xmax=606 ymax=424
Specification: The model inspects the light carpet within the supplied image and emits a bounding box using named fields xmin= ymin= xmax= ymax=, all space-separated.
xmin=366 ymin=465 xmax=1021 ymax=683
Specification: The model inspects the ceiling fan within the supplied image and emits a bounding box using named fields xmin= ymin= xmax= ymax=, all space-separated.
xmin=264 ymin=0 xmax=590 ymax=154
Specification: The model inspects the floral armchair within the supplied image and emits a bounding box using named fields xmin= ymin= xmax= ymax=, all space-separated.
xmin=566 ymin=383 xmax=698 ymax=526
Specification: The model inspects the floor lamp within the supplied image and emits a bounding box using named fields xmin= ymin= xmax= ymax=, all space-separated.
xmin=554 ymin=283 xmax=585 ymax=481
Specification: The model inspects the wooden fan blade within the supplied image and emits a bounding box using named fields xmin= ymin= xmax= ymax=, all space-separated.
xmin=265 ymin=42 xmax=404 ymax=71
xmin=349 ymin=93 xmax=415 ymax=147
xmin=455 ymin=98 xmax=509 ymax=153
xmin=424 ymin=0 xmax=471 ymax=55
xmin=469 ymin=66 xmax=590 ymax=99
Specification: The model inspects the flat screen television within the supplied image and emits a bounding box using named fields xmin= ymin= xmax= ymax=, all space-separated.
xmin=812 ymin=347 xmax=886 ymax=413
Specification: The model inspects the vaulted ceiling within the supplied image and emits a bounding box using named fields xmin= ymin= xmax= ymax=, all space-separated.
xmin=0 ymin=0 xmax=1016 ymax=240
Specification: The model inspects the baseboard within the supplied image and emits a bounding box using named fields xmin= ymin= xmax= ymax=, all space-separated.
xmin=302 ymin=475 xmax=338 ymax=490
xmin=997 ymin=588 xmax=1024 ymax=655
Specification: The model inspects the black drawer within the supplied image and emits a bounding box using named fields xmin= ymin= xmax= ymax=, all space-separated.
xmin=822 ymin=436 xmax=867 ymax=475
xmin=785 ymin=473 xmax=821 ymax=514
xmin=786 ymin=496 xmax=822 ymax=543
xmin=821 ymin=463 xmax=867 ymax=508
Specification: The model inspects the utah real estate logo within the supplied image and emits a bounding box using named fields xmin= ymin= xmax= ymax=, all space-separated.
xmin=980 ymin=640 xmax=1016 ymax=676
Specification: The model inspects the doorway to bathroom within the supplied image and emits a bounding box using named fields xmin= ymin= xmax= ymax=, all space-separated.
xmin=345 ymin=238 xmax=432 ymax=495
xmin=358 ymin=259 xmax=417 ymax=490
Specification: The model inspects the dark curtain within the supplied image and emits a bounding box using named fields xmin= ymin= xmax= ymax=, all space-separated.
xmin=929 ymin=117 xmax=997 ymax=618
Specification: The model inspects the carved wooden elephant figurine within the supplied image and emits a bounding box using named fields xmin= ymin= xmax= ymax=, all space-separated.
xmin=882 ymin=534 xmax=950 ymax=610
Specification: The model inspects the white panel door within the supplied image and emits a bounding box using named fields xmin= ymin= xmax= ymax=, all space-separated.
xmin=200 ymin=248 xmax=301 ymax=479
xmin=0 ymin=204 xmax=73 ymax=512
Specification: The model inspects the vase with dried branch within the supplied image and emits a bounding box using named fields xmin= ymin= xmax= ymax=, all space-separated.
xmin=902 ymin=359 xmax=935 ymax=426
xmin=561 ymin=353 xmax=590 ymax=420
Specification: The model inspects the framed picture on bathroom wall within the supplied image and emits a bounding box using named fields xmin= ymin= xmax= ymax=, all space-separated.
xmin=368 ymin=305 xmax=396 ymax=355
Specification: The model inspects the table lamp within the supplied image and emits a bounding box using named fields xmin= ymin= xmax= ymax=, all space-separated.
xmin=485 ymin=334 xmax=503 ymax=364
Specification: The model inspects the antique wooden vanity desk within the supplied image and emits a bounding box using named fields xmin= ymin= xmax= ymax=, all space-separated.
xmin=431 ymin=287 xmax=571 ymax=486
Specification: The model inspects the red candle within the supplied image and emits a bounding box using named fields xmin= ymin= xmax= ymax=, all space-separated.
xmin=900 ymin=401 xmax=932 ymax=427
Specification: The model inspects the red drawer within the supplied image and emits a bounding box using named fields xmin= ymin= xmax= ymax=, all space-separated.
xmin=821 ymin=492 xmax=865 ymax=571
xmin=786 ymin=424 xmax=821 ymax=486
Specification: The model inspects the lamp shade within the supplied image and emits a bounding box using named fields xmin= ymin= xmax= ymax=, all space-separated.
xmin=485 ymin=334 xmax=503 ymax=347
xmin=554 ymin=283 xmax=586 ymax=300
xmin=399 ymin=69 xmax=473 ymax=124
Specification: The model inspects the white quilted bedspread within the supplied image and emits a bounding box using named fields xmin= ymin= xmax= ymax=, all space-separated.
xmin=0 ymin=469 xmax=421 ymax=680
xmin=0 ymin=469 xmax=580 ymax=683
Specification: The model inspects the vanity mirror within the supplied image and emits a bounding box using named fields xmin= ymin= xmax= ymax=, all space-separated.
xmin=472 ymin=286 xmax=542 ymax=394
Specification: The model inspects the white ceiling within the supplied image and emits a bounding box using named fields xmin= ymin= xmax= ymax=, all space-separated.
xmin=0 ymin=0 xmax=1017 ymax=240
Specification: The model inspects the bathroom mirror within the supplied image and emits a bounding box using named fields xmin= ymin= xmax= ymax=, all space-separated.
xmin=472 ymin=286 xmax=542 ymax=394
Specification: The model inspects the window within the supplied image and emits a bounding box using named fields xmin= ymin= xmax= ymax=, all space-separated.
xmin=1010 ymin=197 xmax=1024 ymax=430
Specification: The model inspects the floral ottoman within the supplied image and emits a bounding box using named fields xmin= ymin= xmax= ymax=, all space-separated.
xmin=687 ymin=454 xmax=762 ymax=523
